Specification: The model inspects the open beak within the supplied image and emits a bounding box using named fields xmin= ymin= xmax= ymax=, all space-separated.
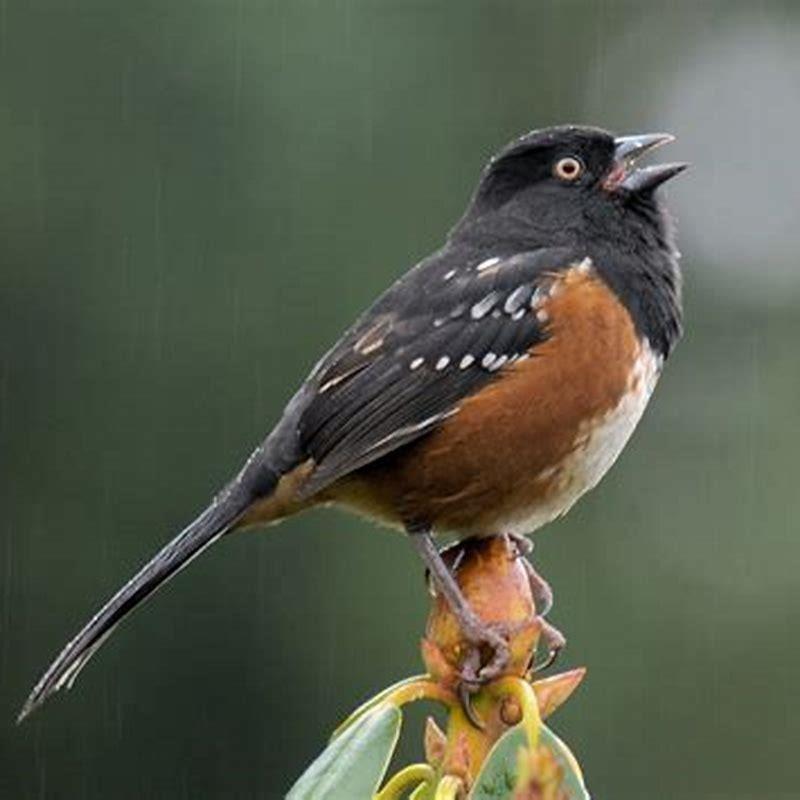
xmin=605 ymin=133 xmax=688 ymax=193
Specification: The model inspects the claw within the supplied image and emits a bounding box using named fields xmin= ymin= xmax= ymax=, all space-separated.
xmin=532 ymin=646 xmax=561 ymax=674
xmin=455 ymin=628 xmax=511 ymax=729
xmin=457 ymin=682 xmax=485 ymax=729
xmin=476 ymin=633 xmax=511 ymax=683
xmin=531 ymin=618 xmax=566 ymax=674
xmin=456 ymin=647 xmax=485 ymax=729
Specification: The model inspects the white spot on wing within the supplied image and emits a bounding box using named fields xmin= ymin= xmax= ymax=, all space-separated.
xmin=476 ymin=256 xmax=501 ymax=272
xmin=435 ymin=356 xmax=450 ymax=371
xmin=504 ymin=285 xmax=530 ymax=314
xmin=410 ymin=357 xmax=424 ymax=370
xmin=357 ymin=338 xmax=383 ymax=355
xmin=488 ymin=354 xmax=508 ymax=372
xmin=459 ymin=354 xmax=475 ymax=369
xmin=471 ymin=291 xmax=499 ymax=320
xmin=319 ymin=373 xmax=348 ymax=393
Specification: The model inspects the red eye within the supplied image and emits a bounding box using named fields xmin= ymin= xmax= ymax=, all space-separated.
xmin=553 ymin=156 xmax=584 ymax=181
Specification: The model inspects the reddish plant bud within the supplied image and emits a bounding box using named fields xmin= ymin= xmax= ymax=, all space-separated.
xmin=421 ymin=535 xmax=541 ymax=689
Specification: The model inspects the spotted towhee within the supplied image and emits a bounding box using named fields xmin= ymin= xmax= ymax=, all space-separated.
xmin=20 ymin=126 xmax=687 ymax=721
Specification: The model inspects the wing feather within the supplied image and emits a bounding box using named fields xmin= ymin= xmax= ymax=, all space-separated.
xmin=296 ymin=247 xmax=582 ymax=496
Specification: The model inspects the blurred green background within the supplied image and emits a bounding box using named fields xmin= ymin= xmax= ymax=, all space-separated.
xmin=2 ymin=1 xmax=799 ymax=797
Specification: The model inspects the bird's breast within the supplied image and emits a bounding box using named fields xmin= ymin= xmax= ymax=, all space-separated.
xmin=496 ymin=339 xmax=661 ymax=535
xmin=326 ymin=263 xmax=663 ymax=536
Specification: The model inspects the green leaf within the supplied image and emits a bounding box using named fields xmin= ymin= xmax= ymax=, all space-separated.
xmin=287 ymin=704 xmax=402 ymax=800
xmin=468 ymin=725 xmax=527 ymax=799
xmin=539 ymin=724 xmax=591 ymax=800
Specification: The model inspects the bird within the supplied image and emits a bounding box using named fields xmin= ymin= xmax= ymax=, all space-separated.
xmin=19 ymin=125 xmax=686 ymax=722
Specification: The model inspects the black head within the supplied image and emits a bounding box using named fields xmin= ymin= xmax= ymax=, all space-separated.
xmin=456 ymin=125 xmax=687 ymax=251
xmin=450 ymin=125 xmax=687 ymax=359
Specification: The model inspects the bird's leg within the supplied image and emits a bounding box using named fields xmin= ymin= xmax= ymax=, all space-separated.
xmin=408 ymin=528 xmax=510 ymax=688
xmin=502 ymin=533 xmax=565 ymax=673
xmin=502 ymin=533 xmax=553 ymax=617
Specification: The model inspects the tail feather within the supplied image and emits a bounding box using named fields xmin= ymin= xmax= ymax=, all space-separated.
xmin=18 ymin=480 xmax=258 ymax=723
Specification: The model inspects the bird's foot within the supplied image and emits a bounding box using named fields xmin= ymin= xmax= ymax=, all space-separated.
xmin=501 ymin=532 xmax=565 ymax=672
xmin=455 ymin=618 xmax=512 ymax=728
xmin=411 ymin=529 xmax=566 ymax=726
xmin=521 ymin=556 xmax=554 ymax=619
xmin=531 ymin=617 xmax=567 ymax=674
xmin=459 ymin=617 xmax=512 ymax=685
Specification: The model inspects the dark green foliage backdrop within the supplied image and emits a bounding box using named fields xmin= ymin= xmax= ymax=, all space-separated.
xmin=2 ymin=2 xmax=799 ymax=798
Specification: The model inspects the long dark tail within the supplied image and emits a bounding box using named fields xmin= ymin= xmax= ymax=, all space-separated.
xmin=18 ymin=475 xmax=264 ymax=723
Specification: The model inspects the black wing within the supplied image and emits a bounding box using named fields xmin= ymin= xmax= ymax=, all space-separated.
xmin=291 ymin=246 xmax=584 ymax=497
